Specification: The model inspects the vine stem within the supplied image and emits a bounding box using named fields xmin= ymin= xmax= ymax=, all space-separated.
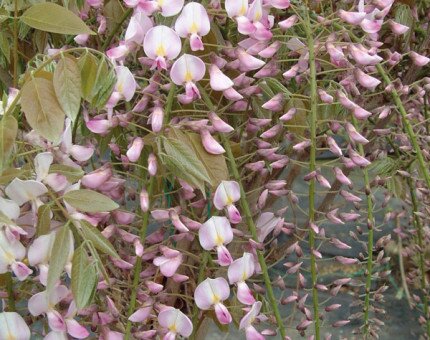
xmin=13 ymin=0 xmax=18 ymax=87
xmin=375 ymin=64 xmax=430 ymax=190
xmin=102 ymin=8 xmax=133 ymax=51
xmin=198 ymin=85 xmax=287 ymax=339
xmin=407 ymin=175 xmax=430 ymax=337
xmin=304 ymin=6 xmax=320 ymax=339
xmin=124 ymin=80 xmax=177 ymax=339
xmin=351 ymin=117 xmax=374 ymax=337
xmin=124 ymin=176 xmax=155 ymax=339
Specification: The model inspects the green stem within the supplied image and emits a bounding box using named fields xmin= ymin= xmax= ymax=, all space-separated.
xmin=304 ymin=7 xmax=320 ymax=339
xmin=190 ymin=199 xmax=211 ymax=340
xmin=102 ymin=8 xmax=133 ymax=51
xmin=124 ymin=176 xmax=155 ymax=339
xmin=198 ymin=85 xmax=287 ymax=339
xmin=407 ymin=175 xmax=430 ymax=337
xmin=352 ymin=117 xmax=374 ymax=336
xmin=13 ymin=0 xmax=18 ymax=87
xmin=5 ymin=273 xmax=15 ymax=311
xmin=376 ymin=64 xmax=430 ymax=189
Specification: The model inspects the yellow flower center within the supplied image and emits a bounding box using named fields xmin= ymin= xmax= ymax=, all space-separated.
xmin=184 ymin=71 xmax=193 ymax=82
xmin=156 ymin=44 xmax=166 ymax=57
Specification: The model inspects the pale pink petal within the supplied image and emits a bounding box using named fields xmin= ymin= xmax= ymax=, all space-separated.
xmin=115 ymin=66 xmax=136 ymax=101
xmin=143 ymin=25 xmax=181 ymax=62
xmin=28 ymin=291 xmax=50 ymax=316
xmin=69 ymin=145 xmax=94 ymax=162
xmin=239 ymin=301 xmax=262 ymax=329
xmin=158 ymin=307 xmax=192 ymax=337
xmin=129 ymin=306 xmax=152 ymax=322
xmin=174 ymin=2 xmax=210 ymax=38
xmin=410 ymin=51 xmax=430 ymax=67
xmin=0 ymin=312 xmax=31 ymax=340
xmin=338 ymin=10 xmax=365 ymax=25
xmin=194 ymin=277 xmax=230 ymax=309
xmin=237 ymin=281 xmax=256 ymax=305
xmin=126 ymin=137 xmax=144 ymax=162
xmin=228 ymin=252 xmax=255 ymax=284
xmin=11 ymin=261 xmax=32 ymax=281
xmin=65 ymin=318 xmax=89 ymax=339
xmin=0 ymin=197 xmax=20 ymax=221
xmin=201 ymin=129 xmax=225 ymax=155
xmin=35 ymin=152 xmax=53 ymax=181
xmin=209 ymin=65 xmax=234 ymax=91
xmin=159 ymin=0 xmax=184 ymax=17
xmin=170 ymin=54 xmax=206 ymax=85
xmin=226 ymin=204 xmax=242 ymax=224
xmin=237 ymin=49 xmax=265 ymax=71
xmin=217 ymin=245 xmax=233 ymax=266
xmin=5 ymin=178 xmax=48 ymax=206
xmin=214 ymin=181 xmax=241 ymax=210
xmin=225 ymin=0 xmax=248 ymax=18
xmin=214 ymin=303 xmax=232 ymax=324
xmin=48 ymin=310 xmax=66 ymax=332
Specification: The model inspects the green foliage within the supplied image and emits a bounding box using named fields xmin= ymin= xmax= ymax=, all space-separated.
xmin=47 ymin=225 xmax=72 ymax=293
xmin=36 ymin=205 xmax=51 ymax=237
xmin=21 ymin=2 xmax=95 ymax=35
xmin=0 ymin=115 xmax=18 ymax=173
xmin=79 ymin=220 xmax=119 ymax=258
xmin=21 ymin=77 xmax=66 ymax=143
xmin=160 ymin=136 xmax=212 ymax=196
xmin=63 ymin=189 xmax=119 ymax=213
xmin=71 ymin=245 xmax=98 ymax=309
xmin=53 ymin=56 xmax=82 ymax=121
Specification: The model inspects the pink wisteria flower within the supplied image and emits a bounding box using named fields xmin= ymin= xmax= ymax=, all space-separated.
xmin=158 ymin=307 xmax=193 ymax=340
xmin=214 ymin=180 xmax=242 ymax=224
xmin=198 ymin=216 xmax=234 ymax=266
xmin=239 ymin=301 xmax=264 ymax=340
xmin=0 ymin=312 xmax=31 ymax=340
xmin=124 ymin=0 xmax=184 ymax=17
xmin=228 ymin=252 xmax=256 ymax=305
xmin=170 ymin=54 xmax=206 ymax=102
xmin=175 ymin=2 xmax=210 ymax=51
xmin=143 ymin=25 xmax=182 ymax=70
xmin=194 ymin=277 xmax=232 ymax=324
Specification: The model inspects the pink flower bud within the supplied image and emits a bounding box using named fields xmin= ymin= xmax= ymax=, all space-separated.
xmin=126 ymin=137 xmax=144 ymax=162
xmin=201 ymin=129 xmax=225 ymax=154
xmin=148 ymin=153 xmax=157 ymax=176
xmin=150 ymin=107 xmax=164 ymax=133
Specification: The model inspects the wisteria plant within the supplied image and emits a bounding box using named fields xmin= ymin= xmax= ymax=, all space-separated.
xmin=0 ymin=0 xmax=430 ymax=339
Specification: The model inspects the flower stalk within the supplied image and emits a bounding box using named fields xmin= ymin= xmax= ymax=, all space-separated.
xmin=352 ymin=116 xmax=374 ymax=336
xmin=304 ymin=6 xmax=320 ymax=339
xmin=407 ymin=175 xmax=430 ymax=337
xmin=198 ymin=85 xmax=287 ymax=338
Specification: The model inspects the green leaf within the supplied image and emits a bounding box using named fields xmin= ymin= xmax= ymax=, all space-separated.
xmin=36 ymin=205 xmax=51 ymax=236
xmin=168 ymin=128 xmax=228 ymax=187
xmin=80 ymin=220 xmax=119 ymax=258
xmin=63 ymin=189 xmax=119 ymax=212
xmin=71 ymin=245 xmax=97 ymax=309
xmin=53 ymin=56 xmax=82 ymax=121
xmin=49 ymin=164 xmax=85 ymax=182
xmin=21 ymin=3 xmax=95 ymax=35
xmin=78 ymin=52 xmax=98 ymax=101
xmin=47 ymin=225 xmax=72 ymax=293
xmin=21 ymin=77 xmax=66 ymax=143
xmin=91 ymin=66 xmax=116 ymax=109
xmin=0 ymin=32 xmax=10 ymax=63
xmin=0 ymin=116 xmax=18 ymax=173
xmin=161 ymin=137 xmax=212 ymax=195
xmin=262 ymin=78 xmax=292 ymax=99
